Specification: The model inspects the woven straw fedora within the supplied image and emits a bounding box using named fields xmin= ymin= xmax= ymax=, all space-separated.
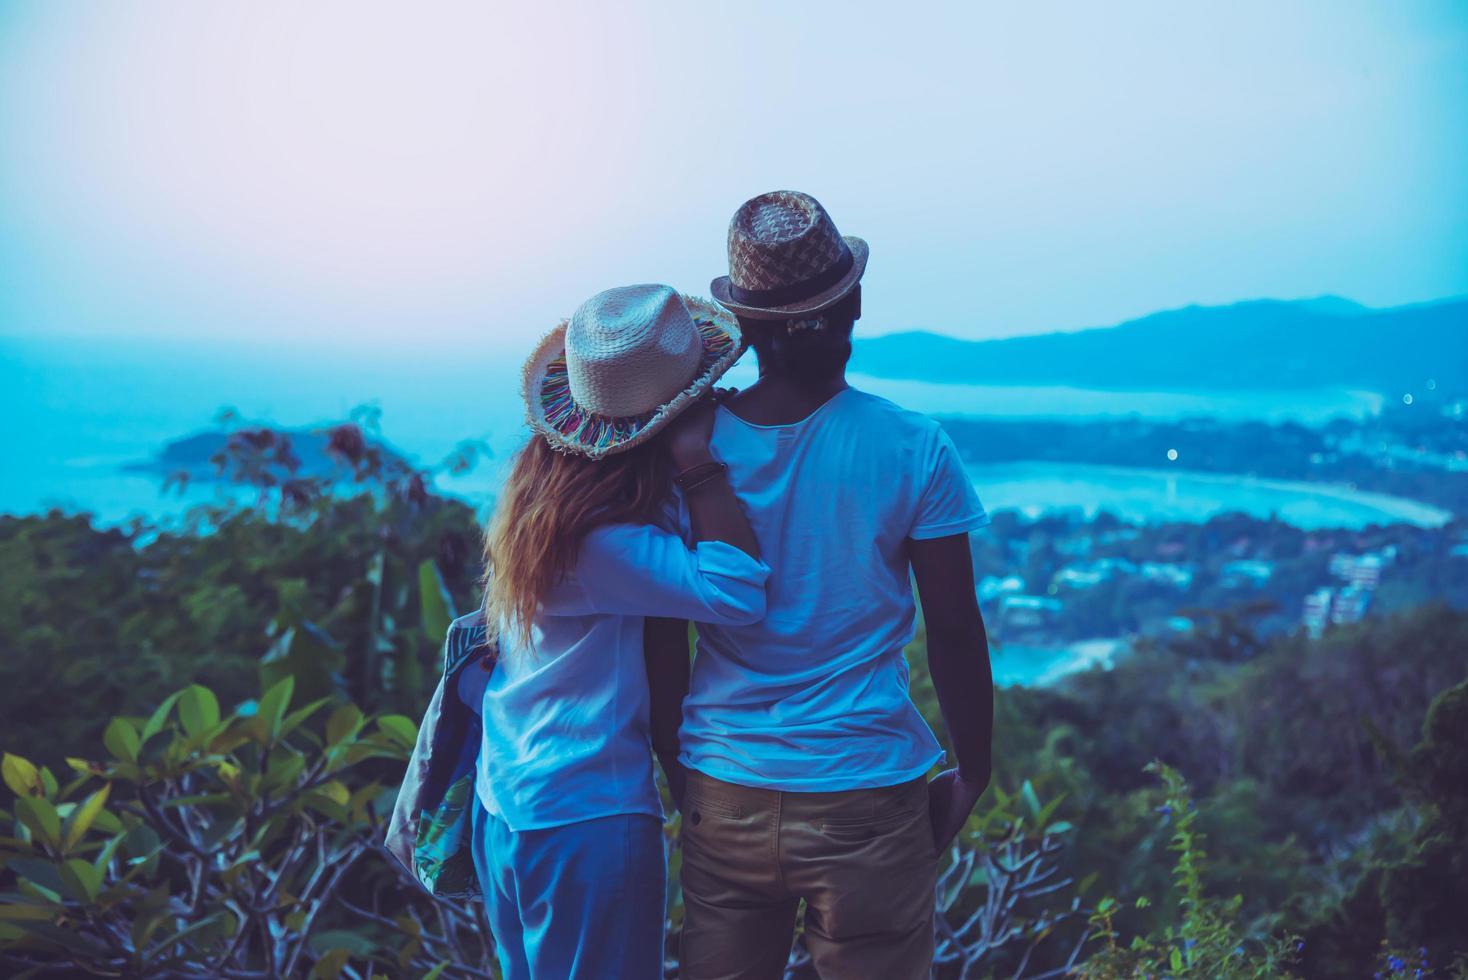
xmin=710 ymin=190 xmax=869 ymax=320
xmin=522 ymin=284 xmax=743 ymax=458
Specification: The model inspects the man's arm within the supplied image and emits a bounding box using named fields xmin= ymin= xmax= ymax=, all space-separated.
xmin=910 ymin=532 xmax=993 ymax=851
xmin=645 ymin=615 xmax=693 ymax=812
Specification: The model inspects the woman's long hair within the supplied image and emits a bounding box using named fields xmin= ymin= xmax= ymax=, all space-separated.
xmin=482 ymin=435 xmax=672 ymax=646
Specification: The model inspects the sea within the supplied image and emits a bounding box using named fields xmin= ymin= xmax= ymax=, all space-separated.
xmin=1 ymin=335 xmax=1433 ymax=530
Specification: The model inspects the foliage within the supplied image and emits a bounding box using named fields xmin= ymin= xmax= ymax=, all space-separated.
xmin=1299 ymin=674 xmax=1468 ymax=975
xmin=928 ymin=604 xmax=1468 ymax=953
xmin=1370 ymin=943 xmax=1468 ymax=980
xmin=0 ymin=420 xmax=485 ymax=765
xmin=928 ymin=794 xmax=1088 ymax=979
xmin=0 ymin=679 xmax=494 ymax=978
xmin=1075 ymin=763 xmax=1301 ymax=979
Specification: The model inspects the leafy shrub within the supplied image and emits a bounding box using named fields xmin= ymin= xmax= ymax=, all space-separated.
xmin=1301 ymin=673 xmax=1468 ymax=975
xmin=0 ymin=679 xmax=494 ymax=978
xmin=1075 ymin=763 xmax=1300 ymax=979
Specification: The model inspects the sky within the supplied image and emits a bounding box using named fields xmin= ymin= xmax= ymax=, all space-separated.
xmin=1 ymin=0 xmax=1465 ymax=352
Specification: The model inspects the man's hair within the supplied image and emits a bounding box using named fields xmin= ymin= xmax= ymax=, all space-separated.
xmin=740 ymin=287 xmax=860 ymax=382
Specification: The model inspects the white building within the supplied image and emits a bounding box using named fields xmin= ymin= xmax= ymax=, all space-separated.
xmin=1303 ymin=587 xmax=1334 ymax=638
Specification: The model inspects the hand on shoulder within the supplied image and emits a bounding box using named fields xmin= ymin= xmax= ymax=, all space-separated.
xmin=665 ymin=388 xmax=736 ymax=470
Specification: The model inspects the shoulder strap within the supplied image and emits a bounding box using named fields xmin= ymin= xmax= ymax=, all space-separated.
xmin=443 ymin=609 xmax=497 ymax=678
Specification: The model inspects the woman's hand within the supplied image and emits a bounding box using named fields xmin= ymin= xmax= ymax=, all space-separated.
xmin=666 ymin=388 xmax=736 ymax=471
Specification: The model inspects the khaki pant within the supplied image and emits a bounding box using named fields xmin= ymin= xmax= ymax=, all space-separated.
xmin=678 ymin=770 xmax=938 ymax=980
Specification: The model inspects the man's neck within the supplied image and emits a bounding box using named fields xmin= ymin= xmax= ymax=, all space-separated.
xmin=725 ymin=366 xmax=849 ymax=427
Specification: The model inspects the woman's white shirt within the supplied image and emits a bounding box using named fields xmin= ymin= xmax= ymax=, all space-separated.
xmin=460 ymin=524 xmax=769 ymax=832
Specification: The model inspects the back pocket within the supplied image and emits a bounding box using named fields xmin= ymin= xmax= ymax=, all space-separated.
xmin=686 ymin=794 xmax=743 ymax=826
xmin=821 ymin=806 xmax=922 ymax=843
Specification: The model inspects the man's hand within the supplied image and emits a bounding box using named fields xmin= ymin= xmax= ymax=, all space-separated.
xmin=927 ymin=767 xmax=988 ymax=853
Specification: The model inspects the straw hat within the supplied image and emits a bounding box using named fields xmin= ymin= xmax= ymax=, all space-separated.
xmin=522 ymin=284 xmax=743 ymax=458
xmin=710 ymin=190 xmax=869 ymax=320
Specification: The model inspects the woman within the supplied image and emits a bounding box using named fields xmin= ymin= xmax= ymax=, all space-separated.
xmin=464 ymin=283 xmax=765 ymax=980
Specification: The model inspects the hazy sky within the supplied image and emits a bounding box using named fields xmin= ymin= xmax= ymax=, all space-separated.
xmin=1 ymin=1 xmax=1465 ymax=350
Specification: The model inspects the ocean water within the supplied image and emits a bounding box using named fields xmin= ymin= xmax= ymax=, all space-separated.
xmin=990 ymin=639 xmax=1124 ymax=688
xmin=842 ymin=372 xmax=1384 ymax=424
xmin=967 ymin=461 xmax=1452 ymax=530
xmin=2 ymin=335 xmax=1429 ymax=529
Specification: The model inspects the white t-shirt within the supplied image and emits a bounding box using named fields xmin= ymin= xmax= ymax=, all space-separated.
xmin=676 ymin=387 xmax=989 ymax=792
xmin=465 ymin=525 xmax=769 ymax=831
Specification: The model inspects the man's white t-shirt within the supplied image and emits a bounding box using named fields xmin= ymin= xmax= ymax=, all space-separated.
xmin=676 ymin=386 xmax=989 ymax=792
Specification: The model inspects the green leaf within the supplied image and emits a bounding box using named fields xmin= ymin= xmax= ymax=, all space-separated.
xmin=178 ymin=685 xmax=220 ymax=738
xmin=422 ymin=963 xmax=449 ymax=980
xmin=312 ymin=948 xmax=351 ymax=979
xmin=418 ymin=559 xmax=457 ymax=644
xmin=0 ymin=903 xmax=57 ymax=920
xmin=264 ymin=750 xmax=306 ymax=792
xmin=1169 ymin=947 xmax=1183 ymax=971
xmin=122 ymin=824 xmax=163 ymax=873
xmin=14 ymin=796 xmax=63 ymax=847
xmin=280 ymin=696 xmax=332 ymax=740
xmin=103 ymin=718 xmax=141 ymax=764
xmin=376 ymin=715 xmax=417 ymax=749
xmin=140 ymin=690 xmax=185 ymax=746
xmin=326 ymin=704 xmax=364 ymax=746
xmin=315 ymin=780 xmax=350 ymax=806
xmin=58 ymin=858 xmax=101 ymax=903
xmin=1020 ymin=779 xmax=1043 ymax=823
xmin=311 ymin=928 xmax=378 ymax=955
xmin=61 ymin=784 xmax=112 ymax=852
xmin=1037 ymin=792 xmax=1066 ymax=826
xmin=257 ymin=676 xmax=296 ymax=742
xmin=91 ymin=830 xmax=126 ymax=876
xmin=2 ymin=753 xmax=41 ymax=798
xmin=148 ymin=911 xmax=229 ymax=963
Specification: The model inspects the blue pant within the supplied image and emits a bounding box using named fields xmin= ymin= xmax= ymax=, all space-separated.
xmin=471 ymin=801 xmax=667 ymax=980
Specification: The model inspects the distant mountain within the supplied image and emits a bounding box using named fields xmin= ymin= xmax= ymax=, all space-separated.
xmin=851 ymin=297 xmax=1468 ymax=395
xmin=1289 ymin=295 xmax=1370 ymax=317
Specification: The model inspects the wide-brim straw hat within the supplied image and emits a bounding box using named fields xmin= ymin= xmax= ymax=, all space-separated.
xmin=522 ymin=284 xmax=743 ymax=458
xmin=710 ymin=190 xmax=868 ymax=320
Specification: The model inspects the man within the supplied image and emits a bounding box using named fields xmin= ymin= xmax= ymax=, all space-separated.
xmin=646 ymin=190 xmax=994 ymax=980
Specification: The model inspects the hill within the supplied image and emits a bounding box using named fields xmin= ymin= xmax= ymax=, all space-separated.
xmin=123 ymin=427 xmax=414 ymax=482
xmin=851 ymin=296 xmax=1468 ymax=395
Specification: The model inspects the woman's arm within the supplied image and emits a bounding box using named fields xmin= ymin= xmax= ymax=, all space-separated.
xmin=564 ymin=393 xmax=767 ymax=623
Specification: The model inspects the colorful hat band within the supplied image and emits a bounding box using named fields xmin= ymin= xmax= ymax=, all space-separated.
xmin=537 ymin=317 xmax=737 ymax=453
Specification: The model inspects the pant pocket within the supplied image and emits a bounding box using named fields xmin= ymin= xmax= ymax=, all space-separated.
xmin=685 ymin=793 xmax=743 ymax=824
xmin=820 ymin=806 xmax=925 ymax=844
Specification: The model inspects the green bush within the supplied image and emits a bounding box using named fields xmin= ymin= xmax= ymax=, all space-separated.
xmin=0 ymin=679 xmax=494 ymax=978
xmin=1076 ymin=763 xmax=1300 ymax=979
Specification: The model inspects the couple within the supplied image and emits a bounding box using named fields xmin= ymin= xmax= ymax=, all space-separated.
xmin=394 ymin=191 xmax=993 ymax=980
